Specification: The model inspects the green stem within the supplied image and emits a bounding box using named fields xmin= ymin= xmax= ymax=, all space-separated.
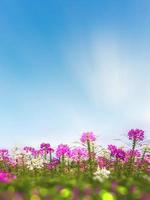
xmin=128 ymin=139 xmax=136 ymax=174
xmin=87 ymin=140 xmax=93 ymax=177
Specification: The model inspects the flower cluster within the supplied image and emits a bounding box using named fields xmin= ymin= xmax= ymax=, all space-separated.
xmin=70 ymin=147 xmax=88 ymax=161
xmin=26 ymin=157 xmax=44 ymax=170
xmin=93 ymin=167 xmax=110 ymax=182
xmin=128 ymin=129 xmax=144 ymax=141
xmin=97 ymin=156 xmax=108 ymax=168
xmin=108 ymin=145 xmax=117 ymax=156
xmin=47 ymin=158 xmax=60 ymax=169
xmin=56 ymin=144 xmax=70 ymax=158
xmin=108 ymin=145 xmax=126 ymax=160
xmin=0 ymin=127 xmax=149 ymax=193
xmin=0 ymin=171 xmax=16 ymax=183
xmin=0 ymin=149 xmax=9 ymax=157
xmin=40 ymin=143 xmax=54 ymax=154
xmin=80 ymin=132 xmax=96 ymax=143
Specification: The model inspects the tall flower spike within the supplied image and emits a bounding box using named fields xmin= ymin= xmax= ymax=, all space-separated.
xmin=128 ymin=129 xmax=144 ymax=141
xmin=80 ymin=132 xmax=96 ymax=143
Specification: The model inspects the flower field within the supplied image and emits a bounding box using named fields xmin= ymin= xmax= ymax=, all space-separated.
xmin=0 ymin=129 xmax=150 ymax=200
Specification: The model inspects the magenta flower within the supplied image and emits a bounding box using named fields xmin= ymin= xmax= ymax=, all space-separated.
xmin=0 ymin=171 xmax=16 ymax=183
xmin=39 ymin=148 xmax=54 ymax=156
xmin=116 ymin=149 xmax=126 ymax=160
xmin=128 ymin=129 xmax=144 ymax=141
xmin=56 ymin=144 xmax=70 ymax=158
xmin=23 ymin=146 xmax=35 ymax=153
xmin=40 ymin=143 xmax=54 ymax=154
xmin=0 ymin=149 xmax=9 ymax=157
xmin=80 ymin=132 xmax=96 ymax=143
xmin=31 ymin=149 xmax=40 ymax=157
xmin=70 ymin=147 xmax=88 ymax=161
xmin=47 ymin=157 xmax=60 ymax=169
xmin=97 ymin=156 xmax=108 ymax=168
xmin=108 ymin=145 xmax=117 ymax=156
xmin=108 ymin=145 xmax=126 ymax=160
xmin=40 ymin=143 xmax=50 ymax=149
xmin=126 ymin=150 xmax=141 ymax=157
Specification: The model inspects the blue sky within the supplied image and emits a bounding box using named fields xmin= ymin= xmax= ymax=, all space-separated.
xmin=0 ymin=0 xmax=150 ymax=148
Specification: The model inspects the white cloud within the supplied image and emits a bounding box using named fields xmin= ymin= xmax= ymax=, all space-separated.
xmin=62 ymin=32 xmax=150 ymax=142
xmin=65 ymin=33 xmax=137 ymax=108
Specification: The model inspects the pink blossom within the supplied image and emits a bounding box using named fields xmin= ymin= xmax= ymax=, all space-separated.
xmin=47 ymin=158 xmax=60 ymax=169
xmin=108 ymin=145 xmax=126 ymax=160
xmin=108 ymin=145 xmax=117 ymax=156
xmin=126 ymin=150 xmax=141 ymax=157
xmin=0 ymin=149 xmax=9 ymax=158
xmin=56 ymin=144 xmax=70 ymax=158
xmin=97 ymin=156 xmax=108 ymax=168
xmin=0 ymin=171 xmax=16 ymax=183
xmin=116 ymin=149 xmax=126 ymax=160
xmin=23 ymin=146 xmax=35 ymax=153
xmin=70 ymin=147 xmax=88 ymax=161
xmin=80 ymin=132 xmax=96 ymax=143
xmin=31 ymin=149 xmax=40 ymax=157
xmin=40 ymin=143 xmax=51 ymax=149
xmin=128 ymin=129 xmax=144 ymax=141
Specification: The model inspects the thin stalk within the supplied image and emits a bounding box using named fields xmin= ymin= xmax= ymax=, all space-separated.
xmin=87 ymin=140 xmax=93 ymax=177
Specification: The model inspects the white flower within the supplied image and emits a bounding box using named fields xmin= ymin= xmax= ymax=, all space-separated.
xmin=93 ymin=167 xmax=110 ymax=182
xmin=143 ymin=144 xmax=150 ymax=152
xmin=26 ymin=156 xmax=44 ymax=170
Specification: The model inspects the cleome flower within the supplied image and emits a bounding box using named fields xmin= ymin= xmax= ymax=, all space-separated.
xmin=108 ymin=145 xmax=117 ymax=157
xmin=80 ymin=132 xmax=96 ymax=143
xmin=56 ymin=144 xmax=70 ymax=158
xmin=70 ymin=147 xmax=88 ymax=161
xmin=108 ymin=145 xmax=126 ymax=160
xmin=0 ymin=170 xmax=16 ymax=183
xmin=26 ymin=156 xmax=44 ymax=170
xmin=93 ymin=167 xmax=110 ymax=182
xmin=128 ymin=129 xmax=144 ymax=141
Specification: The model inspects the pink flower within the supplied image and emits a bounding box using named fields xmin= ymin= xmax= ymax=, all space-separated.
xmin=108 ymin=145 xmax=117 ymax=156
xmin=70 ymin=147 xmax=88 ymax=161
xmin=40 ymin=143 xmax=50 ymax=149
xmin=128 ymin=129 xmax=144 ymax=141
xmin=56 ymin=144 xmax=70 ymax=158
xmin=0 ymin=171 xmax=16 ymax=183
xmin=47 ymin=157 xmax=60 ymax=169
xmin=97 ymin=156 xmax=108 ymax=168
xmin=80 ymin=132 xmax=96 ymax=143
xmin=23 ymin=146 xmax=35 ymax=153
xmin=108 ymin=145 xmax=126 ymax=160
xmin=126 ymin=149 xmax=141 ymax=157
xmin=0 ymin=149 xmax=9 ymax=158
xmin=31 ymin=149 xmax=40 ymax=157
xmin=116 ymin=149 xmax=126 ymax=160
xmin=40 ymin=143 xmax=54 ymax=154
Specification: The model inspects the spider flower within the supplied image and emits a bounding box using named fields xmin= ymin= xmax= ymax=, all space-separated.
xmin=70 ymin=147 xmax=88 ymax=161
xmin=0 ymin=171 xmax=16 ymax=183
xmin=116 ymin=149 xmax=126 ymax=160
xmin=80 ymin=132 xmax=96 ymax=143
xmin=93 ymin=167 xmax=110 ymax=182
xmin=128 ymin=129 xmax=144 ymax=141
xmin=56 ymin=144 xmax=70 ymax=158
xmin=108 ymin=145 xmax=117 ymax=156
